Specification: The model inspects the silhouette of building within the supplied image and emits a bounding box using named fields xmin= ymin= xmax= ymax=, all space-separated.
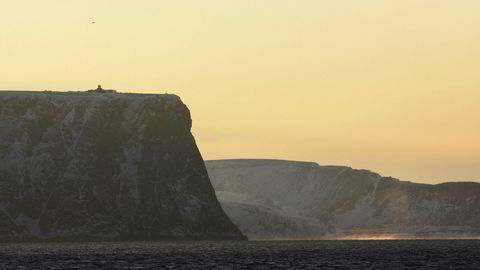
xmin=87 ymin=84 xmax=116 ymax=93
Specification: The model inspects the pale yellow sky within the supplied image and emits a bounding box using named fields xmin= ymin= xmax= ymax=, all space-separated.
xmin=1 ymin=0 xmax=479 ymax=183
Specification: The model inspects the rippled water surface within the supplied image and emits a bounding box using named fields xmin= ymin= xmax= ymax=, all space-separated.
xmin=1 ymin=240 xmax=479 ymax=269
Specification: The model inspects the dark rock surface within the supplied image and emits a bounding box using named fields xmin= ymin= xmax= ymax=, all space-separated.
xmin=0 ymin=91 xmax=245 ymax=241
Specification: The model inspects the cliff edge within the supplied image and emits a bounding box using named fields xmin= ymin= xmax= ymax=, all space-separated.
xmin=0 ymin=91 xmax=245 ymax=241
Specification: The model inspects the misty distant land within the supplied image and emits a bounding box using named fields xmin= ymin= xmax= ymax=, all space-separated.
xmin=207 ymin=159 xmax=480 ymax=240
xmin=0 ymin=90 xmax=479 ymax=242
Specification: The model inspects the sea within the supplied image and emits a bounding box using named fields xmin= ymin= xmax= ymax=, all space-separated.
xmin=1 ymin=240 xmax=479 ymax=269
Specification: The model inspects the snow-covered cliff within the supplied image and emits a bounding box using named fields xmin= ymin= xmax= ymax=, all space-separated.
xmin=0 ymin=91 xmax=245 ymax=241
xmin=207 ymin=159 xmax=480 ymax=239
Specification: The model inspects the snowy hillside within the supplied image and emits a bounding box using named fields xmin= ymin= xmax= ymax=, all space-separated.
xmin=0 ymin=91 xmax=245 ymax=241
xmin=207 ymin=159 xmax=480 ymax=239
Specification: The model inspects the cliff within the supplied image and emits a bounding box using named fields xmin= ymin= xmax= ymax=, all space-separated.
xmin=0 ymin=91 xmax=245 ymax=241
xmin=207 ymin=159 xmax=480 ymax=239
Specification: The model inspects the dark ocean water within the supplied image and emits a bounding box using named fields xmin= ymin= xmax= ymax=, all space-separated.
xmin=0 ymin=240 xmax=479 ymax=269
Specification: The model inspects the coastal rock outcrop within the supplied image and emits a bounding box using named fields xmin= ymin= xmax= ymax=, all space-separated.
xmin=0 ymin=91 xmax=245 ymax=241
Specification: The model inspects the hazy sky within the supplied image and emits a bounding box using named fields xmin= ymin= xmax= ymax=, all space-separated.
xmin=1 ymin=0 xmax=479 ymax=183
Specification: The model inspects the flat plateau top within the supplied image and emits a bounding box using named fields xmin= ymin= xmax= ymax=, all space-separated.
xmin=0 ymin=90 xmax=180 ymax=102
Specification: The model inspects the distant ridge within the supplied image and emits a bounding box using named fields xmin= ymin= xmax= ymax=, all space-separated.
xmin=206 ymin=159 xmax=480 ymax=240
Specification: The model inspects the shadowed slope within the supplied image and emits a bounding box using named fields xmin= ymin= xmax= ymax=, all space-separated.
xmin=0 ymin=91 xmax=245 ymax=241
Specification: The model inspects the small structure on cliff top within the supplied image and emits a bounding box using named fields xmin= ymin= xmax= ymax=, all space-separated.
xmin=87 ymin=84 xmax=116 ymax=93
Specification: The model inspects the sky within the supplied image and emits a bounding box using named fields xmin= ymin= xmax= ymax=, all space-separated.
xmin=1 ymin=0 xmax=479 ymax=183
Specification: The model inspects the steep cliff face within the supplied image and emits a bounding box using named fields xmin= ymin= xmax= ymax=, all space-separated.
xmin=207 ymin=159 xmax=480 ymax=239
xmin=0 ymin=91 xmax=245 ymax=241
